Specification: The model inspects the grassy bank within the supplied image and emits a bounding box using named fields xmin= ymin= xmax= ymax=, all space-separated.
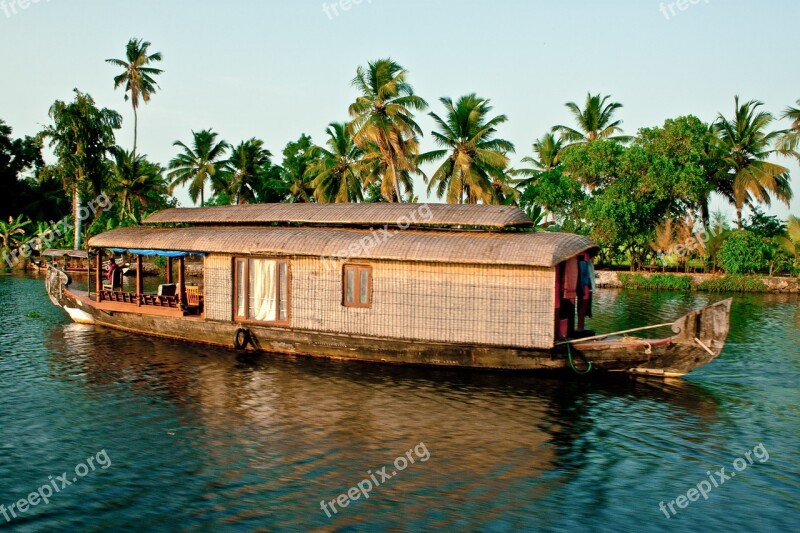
xmin=611 ymin=273 xmax=796 ymax=293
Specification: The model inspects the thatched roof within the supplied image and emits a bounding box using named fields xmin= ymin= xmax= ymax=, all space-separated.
xmin=42 ymin=249 xmax=89 ymax=259
xmin=143 ymin=203 xmax=533 ymax=229
xmin=88 ymin=226 xmax=597 ymax=268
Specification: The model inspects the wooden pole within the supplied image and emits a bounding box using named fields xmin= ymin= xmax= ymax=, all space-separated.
xmin=554 ymin=323 xmax=674 ymax=346
xmin=178 ymin=256 xmax=186 ymax=307
xmin=166 ymin=257 xmax=173 ymax=284
xmin=136 ymin=255 xmax=143 ymax=306
xmin=95 ymin=250 xmax=103 ymax=301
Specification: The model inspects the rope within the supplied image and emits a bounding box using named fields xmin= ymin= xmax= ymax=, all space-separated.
xmin=555 ymin=323 xmax=674 ymax=346
xmin=567 ymin=344 xmax=593 ymax=375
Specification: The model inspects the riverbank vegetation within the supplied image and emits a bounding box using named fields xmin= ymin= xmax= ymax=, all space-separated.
xmin=1 ymin=39 xmax=798 ymax=277
xmin=616 ymin=273 xmax=770 ymax=293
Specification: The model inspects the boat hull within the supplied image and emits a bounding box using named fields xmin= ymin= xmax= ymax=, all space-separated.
xmin=45 ymin=266 xmax=731 ymax=376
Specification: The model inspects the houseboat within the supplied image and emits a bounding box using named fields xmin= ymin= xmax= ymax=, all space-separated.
xmin=45 ymin=204 xmax=732 ymax=377
xmin=37 ymin=249 xmax=91 ymax=273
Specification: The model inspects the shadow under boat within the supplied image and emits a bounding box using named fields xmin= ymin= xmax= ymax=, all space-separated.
xmin=46 ymin=320 xmax=723 ymax=423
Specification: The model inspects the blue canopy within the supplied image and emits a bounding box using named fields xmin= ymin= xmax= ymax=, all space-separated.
xmin=107 ymin=248 xmax=202 ymax=258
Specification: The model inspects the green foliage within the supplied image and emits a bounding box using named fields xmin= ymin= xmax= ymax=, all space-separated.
xmin=776 ymin=216 xmax=800 ymax=276
xmin=518 ymin=168 xmax=586 ymax=232
xmin=168 ymin=129 xmax=230 ymax=206
xmin=696 ymin=275 xmax=767 ymax=292
xmin=348 ymin=58 xmax=427 ymax=202
xmin=559 ymin=139 xmax=624 ymax=190
xmin=0 ymin=214 xmax=31 ymax=264
xmin=106 ymin=38 xmax=163 ymax=155
xmin=152 ymin=256 xmax=167 ymax=268
xmin=40 ymin=90 xmax=122 ymax=199
xmin=617 ymin=273 xmax=693 ymax=291
xmin=718 ymin=230 xmax=768 ymax=274
xmin=519 ymin=204 xmax=550 ymax=231
xmin=634 ymin=115 xmax=723 ymax=224
xmin=616 ymin=272 xmax=770 ymax=292
xmin=280 ymin=134 xmax=322 ymax=202
xmin=421 ymin=93 xmax=515 ymax=204
xmin=714 ymin=97 xmax=794 ymax=228
xmin=217 ymin=138 xmax=275 ymax=205
xmin=0 ymin=119 xmax=45 ymax=220
xmin=552 ymin=93 xmax=630 ymax=144
xmin=39 ymin=90 xmax=122 ymax=248
xmin=109 ymin=148 xmax=170 ymax=222
xmin=745 ymin=207 xmax=786 ymax=238
xmin=306 ymin=123 xmax=365 ymax=203
xmin=704 ymin=211 xmax=732 ymax=272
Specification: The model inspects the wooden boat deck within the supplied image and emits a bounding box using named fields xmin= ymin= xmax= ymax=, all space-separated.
xmin=68 ymin=289 xmax=205 ymax=319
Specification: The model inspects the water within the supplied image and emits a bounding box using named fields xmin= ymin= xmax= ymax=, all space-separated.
xmin=1 ymin=273 xmax=798 ymax=531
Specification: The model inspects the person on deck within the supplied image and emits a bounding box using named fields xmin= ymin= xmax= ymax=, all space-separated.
xmin=107 ymin=257 xmax=119 ymax=282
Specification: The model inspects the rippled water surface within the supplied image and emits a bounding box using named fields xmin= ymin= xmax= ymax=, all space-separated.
xmin=1 ymin=273 xmax=798 ymax=531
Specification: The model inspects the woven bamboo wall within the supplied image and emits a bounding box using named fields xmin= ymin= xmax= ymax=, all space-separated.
xmin=204 ymin=255 xmax=232 ymax=322
xmin=292 ymin=257 xmax=555 ymax=349
xmin=203 ymin=254 xmax=555 ymax=348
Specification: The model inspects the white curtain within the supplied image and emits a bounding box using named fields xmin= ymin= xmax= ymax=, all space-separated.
xmin=249 ymin=259 xmax=277 ymax=321
xmin=236 ymin=260 xmax=246 ymax=318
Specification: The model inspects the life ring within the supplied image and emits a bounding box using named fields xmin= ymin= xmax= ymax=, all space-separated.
xmin=233 ymin=328 xmax=251 ymax=350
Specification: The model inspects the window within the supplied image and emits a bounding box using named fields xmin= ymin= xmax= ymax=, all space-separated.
xmin=234 ymin=258 xmax=290 ymax=323
xmin=343 ymin=264 xmax=372 ymax=308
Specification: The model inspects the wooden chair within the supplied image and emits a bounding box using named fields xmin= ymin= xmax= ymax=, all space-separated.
xmin=185 ymin=286 xmax=201 ymax=306
xmin=103 ymin=267 xmax=124 ymax=291
xmin=182 ymin=286 xmax=203 ymax=314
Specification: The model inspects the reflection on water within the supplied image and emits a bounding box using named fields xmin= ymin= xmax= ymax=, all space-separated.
xmin=1 ymin=274 xmax=798 ymax=530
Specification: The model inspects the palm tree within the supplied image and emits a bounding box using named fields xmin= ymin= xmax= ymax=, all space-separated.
xmin=307 ymin=123 xmax=365 ymax=203
xmin=422 ymin=94 xmax=515 ymax=204
xmin=109 ymin=148 xmax=168 ymax=222
xmin=778 ymin=215 xmax=800 ymax=272
xmin=651 ymin=218 xmax=675 ymax=271
xmin=106 ymin=38 xmax=163 ymax=157
xmin=168 ymin=129 xmax=229 ymax=206
xmin=552 ymin=93 xmax=631 ymax=144
xmin=39 ymin=90 xmax=121 ymax=249
xmin=0 ymin=215 xmax=30 ymax=266
xmin=713 ymin=96 xmax=794 ymax=228
xmin=514 ymin=132 xmax=565 ymax=188
xmin=348 ymin=58 xmax=427 ymax=202
xmin=778 ymin=99 xmax=800 ymax=162
xmin=784 ymin=99 xmax=800 ymax=131
xmin=219 ymin=138 xmax=273 ymax=204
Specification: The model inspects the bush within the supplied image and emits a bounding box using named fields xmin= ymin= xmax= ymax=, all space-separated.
xmin=696 ymin=275 xmax=767 ymax=293
xmin=718 ymin=230 xmax=767 ymax=274
xmin=152 ymin=256 xmax=167 ymax=268
xmin=617 ymin=273 xmax=693 ymax=291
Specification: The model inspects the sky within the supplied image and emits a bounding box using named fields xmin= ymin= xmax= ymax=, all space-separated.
xmin=1 ymin=0 xmax=798 ymax=221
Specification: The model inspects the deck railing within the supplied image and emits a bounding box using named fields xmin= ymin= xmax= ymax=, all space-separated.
xmin=99 ymin=289 xmax=204 ymax=314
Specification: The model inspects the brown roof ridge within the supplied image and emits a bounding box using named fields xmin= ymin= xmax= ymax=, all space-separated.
xmin=88 ymin=225 xmax=598 ymax=268
xmin=143 ymin=203 xmax=533 ymax=230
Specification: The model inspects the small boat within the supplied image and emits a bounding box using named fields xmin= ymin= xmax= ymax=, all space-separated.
xmin=44 ymin=204 xmax=732 ymax=377
xmin=40 ymin=249 xmax=91 ymax=273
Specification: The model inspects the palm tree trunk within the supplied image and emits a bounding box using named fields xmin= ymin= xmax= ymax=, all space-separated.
xmin=700 ymin=195 xmax=710 ymax=228
xmin=132 ymin=104 xmax=138 ymax=158
xmin=390 ymin=161 xmax=403 ymax=203
xmin=200 ymin=188 xmax=204 ymax=207
xmin=736 ymin=208 xmax=743 ymax=230
xmin=73 ymin=186 xmax=82 ymax=250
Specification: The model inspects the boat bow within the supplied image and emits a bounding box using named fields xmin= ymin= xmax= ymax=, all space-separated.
xmin=571 ymin=299 xmax=733 ymax=377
